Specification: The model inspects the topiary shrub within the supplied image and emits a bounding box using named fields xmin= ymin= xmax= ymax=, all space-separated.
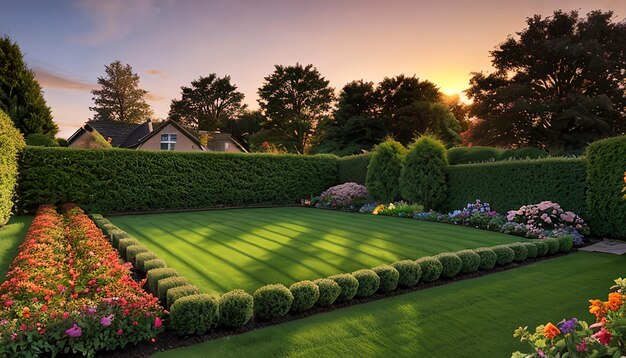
xmin=351 ymin=269 xmax=380 ymax=298
xmin=89 ymin=214 xmax=104 ymax=220
xmin=289 ymin=281 xmax=320 ymax=312
xmin=474 ymin=247 xmax=497 ymax=270
xmin=455 ymin=249 xmax=481 ymax=273
xmin=521 ymin=242 xmax=538 ymax=258
xmin=365 ymin=138 xmax=406 ymax=202
xmin=507 ymin=243 xmax=528 ymax=262
xmin=557 ymin=235 xmax=574 ymax=253
xmin=0 ymin=109 xmax=26 ymax=227
xmin=313 ymin=278 xmax=341 ymax=306
xmin=117 ymin=238 xmax=141 ymax=261
xmin=400 ymin=134 xmax=448 ymax=210
xmin=328 ymin=274 xmax=359 ymax=302
xmin=436 ymin=253 xmax=463 ymax=278
xmin=544 ymin=238 xmax=560 ymax=255
xmin=144 ymin=259 xmax=167 ymax=272
xmin=492 ymin=245 xmax=515 ymax=265
xmin=126 ymin=244 xmax=149 ymax=265
xmin=109 ymin=230 xmax=131 ymax=248
xmin=157 ymin=276 xmax=190 ymax=306
xmin=135 ymin=251 xmax=159 ymax=272
xmin=166 ymin=285 xmax=200 ymax=310
xmin=371 ymin=265 xmax=399 ymax=292
xmin=253 ymin=284 xmax=293 ymax=320
xmin=533 ymin=241 xmax=549 ymax=257
xmin=391 ymin=260 xmax=422 ymax=287
xmin=219 ymin=289 xmax=254 ymax=328
xmin=147 ymin=268 xmax=178 ymax=295
xmin=170 ymin=294 xmax=219 ymax=336
xmin=416 ymin=257 xmax=443 ymax=282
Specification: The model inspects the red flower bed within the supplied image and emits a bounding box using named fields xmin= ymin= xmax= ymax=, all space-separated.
xmin=0 ymin=205 xmax=163 ymax=356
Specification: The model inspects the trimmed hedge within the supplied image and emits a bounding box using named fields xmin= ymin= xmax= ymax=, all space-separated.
xmin=157 ymin=276 xmax=190 ymax=305
xmin=117 ymin=238 xmax=141 ymax=261
xmin=586 ymin=135 xmax=626 ymax=239
xmin=416 ymin=257 xmax=442 ymax=282
xmin=147 ymin=268 xmax=178 ymax=295
xmin=522 ymin=242 xmax=538 ymax=258
xmin=351 ymin=269 xmax=380 ymax=297
xmin=253 ymin=284 xmax=293 ymax=320
xmin=400 ymin=135 xmax=448 ymax=210
xmin=435 ymin=253 xmax=462 ymax=278
xmin=533 ymin=241 xmax=549 ymax=257
xmin=455 ymin=249 xmax=481 ymax=273
xmin=219 ymin=289 xmax=254 ymax=328
xmin=18 ymin=147 xmax=339 ymax=213
xmin=144 ymin=259 xmax=167 ymax=271
xmin=507 ymin=243 xmax=528 ymax=262
xmin=445 ymin=158 xmax=587 ymax=215
xmin=328 ymin=274 xmax=359 ymax=302
xmin=446 ymin=146 xmax=547 ymax=165
xmin=166 ymin=285 xmax=200 ymax=310
xmin=289 ymin=281 xmax=320 ymax=312
xmin=337 ymin=153 xmax=371 ymax=185
xmin=544 ymin=238 xmax=560 ymax=255
xmin=371 ymin=265 xmax=399 ymax=292
xmin=125 ymin=244 xmax=149 ymax=264
xmin=313 ymin=278 xmax=341 ymax=306
xmin=391 ymin=260 xmax=422 ymax=287
xmin=365 ymin=138 xmax=406 ymax=202
xmin=557 ymin=235 xmax=574 ymax=253
xmin=170 ymin=294 xmax=219 ymax=336
xmin=474 ymin=247 xmax=497 ymax=270
xmin=492 ymin=245 xmax=515 ymax=265
xmin=135 ymin=252 xmax=159 ymax=272
xmin=0 ymin=110 xmax=25 ymax=227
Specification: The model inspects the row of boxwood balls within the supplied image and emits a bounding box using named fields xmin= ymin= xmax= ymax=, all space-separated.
xmin=161 ymin=236 xmax=573 ymax=336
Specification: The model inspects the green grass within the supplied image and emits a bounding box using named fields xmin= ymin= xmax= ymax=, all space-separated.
xmin=154 ymin=252 xmax=626 ymax=358
xmin=0 ymin=216 xmax=33 ymax=280
xmin=109 ymin=207 xmax=526 ymax=294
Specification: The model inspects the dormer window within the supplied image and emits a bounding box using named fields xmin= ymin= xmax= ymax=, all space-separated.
xmin=160 ymin=134 xmax=177 ymax=150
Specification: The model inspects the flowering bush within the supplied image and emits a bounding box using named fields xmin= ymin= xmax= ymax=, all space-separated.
xmin=372 ymin=201 xmax=423 ymax=217
xmin=512 ymin=278 xmax=626 ymax=358
xmin=446 ymin=199 xmax=505 ymax=230
xmin=505 ymin=201 xmax=589 ymax=243
xmin=317 ymin=182 xmax=369 ymax=209
xmin=0 ymin=205 xmax=164 ymax=356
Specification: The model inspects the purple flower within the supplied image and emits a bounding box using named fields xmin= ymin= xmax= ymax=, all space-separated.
xmin=65 ymin=323 xmax=82 ymax=337
xmin=536 ymin=348 xmax=546 ymax=357
xmin=100 ymin=314 xmax=114 ymax=327
xmin=558 ymin=318 xmax=577 ymax=334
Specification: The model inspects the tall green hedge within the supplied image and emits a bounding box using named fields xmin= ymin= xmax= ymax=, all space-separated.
xmin=586 ymin=135 xmax=626 ymax=239
xmin=337 ymin=153 xmax=371 ymax=185
xmin=0 ymin=110 xmax=26 ymax=226
xmin=400 ymin=135 xmax=448 ymax=210
xmin=446 ymin=146 xmax=548 ymax=165
xmin=18 ymin=147 xmax=338 ymax=213
xmin=445 ymin=158 xmax=587 ymax=214
xmin=365 ymin=139 xmax=406 ymax=202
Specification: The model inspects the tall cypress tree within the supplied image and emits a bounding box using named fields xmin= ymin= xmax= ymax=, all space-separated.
xmin=0 ymin=36 xmax=57 ymax=136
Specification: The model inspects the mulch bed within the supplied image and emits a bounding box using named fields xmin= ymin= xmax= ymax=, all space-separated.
xmin=98 ymin=251 xmax=574 ymax=357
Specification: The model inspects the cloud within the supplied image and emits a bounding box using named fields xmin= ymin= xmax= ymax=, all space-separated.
xmin=145 ymin=92 xmax=167 ymax=102
xmin=33 ymin=66 xmax=97 ymax=91
xmin=70 ymin=0 xmax=167 ymax=46
xmin=145 ymin=69 xmax=168 ymax=79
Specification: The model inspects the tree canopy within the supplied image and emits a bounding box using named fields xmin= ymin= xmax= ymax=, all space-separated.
xmin=0 ymin=36 xmax=57 ymax=137
xmin=90 ymin=60 xmax=153 ymax=123
xmin=169 ymin=74 xmax=246 ymax=131
xmin=466 ymin=10 xmax=626 ymax=152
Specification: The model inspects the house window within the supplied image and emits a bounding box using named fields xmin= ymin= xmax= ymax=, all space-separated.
xmin=160 ymin=134 xmax=177 ymax=150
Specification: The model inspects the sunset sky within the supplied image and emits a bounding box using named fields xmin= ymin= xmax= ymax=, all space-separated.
xmin=2 ymin=0 xmax=625 ymax=138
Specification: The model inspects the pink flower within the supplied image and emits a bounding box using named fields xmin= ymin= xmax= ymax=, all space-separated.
xmin=593 ymin=328 xmax=612 ymax=345
xmin=117 ymin=328 xmax=123 ymax=336
xmin=65 ymin=323 xmax=82 ymax=337
xmin=100 ymin=314 xmax=114 ymax=327
xmin=155 ymin=317 xmax=162 ymax=328
xmin=4 ymin=300 xmax=12 ymax=307
xmin=576 ymin=339 xmax=587 ymax=352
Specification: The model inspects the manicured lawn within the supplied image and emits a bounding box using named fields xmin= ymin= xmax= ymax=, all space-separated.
xmin=109 ymin=207 xmax=526 ymax=294
xmin=154 ymin=252 xmax=626 ymax=358
xmin=0 ymin=216 xmax=33 ymax=280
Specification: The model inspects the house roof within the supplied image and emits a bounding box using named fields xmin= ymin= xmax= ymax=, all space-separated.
xmin=135 ymin=119 xmax=205 ymax=149
xmin=86 ymin=120 xmax=142 ymax=147
xmin=121 ymin=121 xmax=153 ymax=148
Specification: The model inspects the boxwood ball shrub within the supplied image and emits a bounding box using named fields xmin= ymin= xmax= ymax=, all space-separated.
xmin=0 ymin=110 xmax=26 ymax=226
xmin=416 ymin=257 xmax=443 ymax=282
xmin=253 ymin=284 xmax=294 ymax=320
xmin=117 ymin=238 xmax=141 ymax=261
xmin=351 ymin=269 xmax=380 ymax=298
xmin=170 ymin=294 xmax=219 ymax=336
xmin=313 ymin=278 xmax=341 ymax=306
xmin=371 ymin=265 xmax=400 ymax=292
xmin=533 ymin=241 xmax=549 ymax=257
xmin=474 ymin=247 xmax=497 ymax=270
xmin=391 ymin=260 xmax=422 ymax=287
xmin=435 ymin=253 xmax=463 ymax=278
xmin=365 ymin=138 xmax=406 ymax=202
xmin=157 ymin=276 xmax=190 ymax=305
xmin=289 ymin=281 xmax=320 ymax=312
xmin=455 ymin=249 xmax=481 ymax=273
xmin=521 ymin=242 xmax=538 ymax=258
xmin=492 ymin=245 xmax=515 ymax=265
xmin=507 ymin=243 xmax=528 ymax=262
xmin=144 ymin=258 xmax=167 ymax=272
xmin=147 ymin=268 xmax=179 ymax=295
xmin=125 ymin=244 xmax=149 ymax=265
xmin=219 ymin=289 xmax=254 ymax=328
xmin=328 ymin=274 xmax=359 ymax=302
xmin=557 ymin=235 xmax=574 ymax=253
xmin=166 ymin=285 xmax=200 ymax=310
xmin=135 ymin=251 xmax=159 ymax=272
xmin=544 ymin=238 xmax=560 ymax=255
xmin=400 ymin=134 xmax=448 ymax=210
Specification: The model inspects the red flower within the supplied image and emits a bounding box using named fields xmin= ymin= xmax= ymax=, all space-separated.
xmin=40 ymin=305 xmax=48 ymax=312
xmin=593 ymin=328 xmax=612 ymax=345
xmin=117 ymin=328 xmax=123 ymax=336
xmin=155 ymin=317 xmax=162 ymax=328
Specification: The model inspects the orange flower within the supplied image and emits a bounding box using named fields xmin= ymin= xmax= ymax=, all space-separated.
xmin=605 ymin=292 xmax=623 ymax=311
xmin=22 ymin=307 xmax=31 ymax=319
xmin=543 ymin=322 xmax=561 ymax=339
xmin=589 ymin=299 xmax=606 ymax=320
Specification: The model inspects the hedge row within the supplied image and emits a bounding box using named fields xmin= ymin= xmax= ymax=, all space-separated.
xmin=19 ymin=147 xmax=339 ymax=213
xmin=337 ymin=153 xmax=371 ymax=185
xmin=446 ymin=146 xmax=548 ymax=165
xmin=0 ymin=110 xmax=25 ymax=226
